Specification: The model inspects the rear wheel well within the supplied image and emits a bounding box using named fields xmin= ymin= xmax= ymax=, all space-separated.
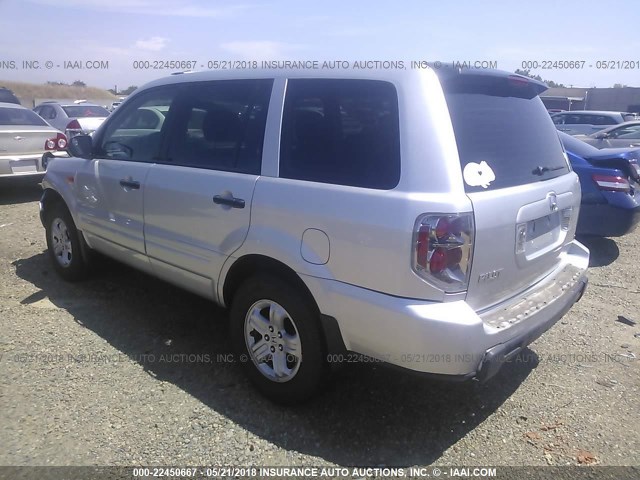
xmin=41 ymin=188 xmax=66 ymax=213
xmin=222 ymin=255 xmax=319 ymax=314
xmin=223 ymin=255 xmax=347 ymax=366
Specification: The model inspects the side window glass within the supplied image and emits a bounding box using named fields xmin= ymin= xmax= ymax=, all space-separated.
xmin=96 ymin=87 xmax=177 ymax=162
xmin=593 ymin=115 xmax=615 ymax=126
xmin=279 ymin=79 xmax=400 ymax=189
xmin=552 ymin=115 xmax=565 ymax=125
xmin=166 ymin=79 xmax=272 ymax=174
xmin=613 ymin=125 xmax=640 ymax=139
xmin=40 ymin=106 xmax=55 ymax=120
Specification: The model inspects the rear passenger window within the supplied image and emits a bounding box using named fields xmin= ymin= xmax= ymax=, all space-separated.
xmin=167 ymin=80 xmax=272 ymax=174
xmin=280 ymin=79 xmax=400 ymax=189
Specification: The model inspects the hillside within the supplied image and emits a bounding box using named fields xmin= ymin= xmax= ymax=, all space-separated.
xmin=0 ymin=80 xmax=118 ymax=101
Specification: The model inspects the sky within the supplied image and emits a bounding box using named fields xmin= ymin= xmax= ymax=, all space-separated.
xmin=0 ymin=0 xmax=638 ymax=91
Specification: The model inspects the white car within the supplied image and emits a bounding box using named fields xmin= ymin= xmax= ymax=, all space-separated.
xmin=0 ymin=102 xmax=68 ymax=180
xmin=40 ymin=68 xmax=589 ymax=403
xmin=33 ymin=101 xmax=109 ymax=139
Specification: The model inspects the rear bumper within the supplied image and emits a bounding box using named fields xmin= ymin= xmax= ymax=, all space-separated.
xmin=577 ymin=202 xmax=640 ymax=237
xmin=0 ymin=151 xmax=68 ymax=178
xmin=304 ymin=240 xmax=589 ymax=381
xmin=476 ymin=275 xmax=587 ymax=382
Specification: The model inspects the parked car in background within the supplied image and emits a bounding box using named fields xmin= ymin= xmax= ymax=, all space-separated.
xmin=551 ymin=110 xmax=637 ymax=136
xmin=576 ymin=121 xmax=640 ymax=149
xmin=33 ymin=100 xmax=109 ymax=139
xmin=109 ymin=101 xmax=122 ymax=112
xmin=0 ymin=102 xmax=68 ymax=180
xmin=559 ymin=132 xmax=640 ymax=236
xmin=0 ymin=86 xmax=21 ymax=105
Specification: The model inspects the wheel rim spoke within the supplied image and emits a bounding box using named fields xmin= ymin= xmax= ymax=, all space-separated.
xmin=244 ymin=299 xmax=302 ymax=383
xmin=50 ymin=217 xmax=72 ymax=267
xmin=251 ymin=340 xmax=271 ymax=363
xmin=272 ymin=351 xmax=289 ymax=378
xmin=268 ymin=303 xmax=287 ymax=330
xmin=248 ymin=309 xmax=270 ymax=335
xmin=282 ymin=333 xmax=301 ymax=357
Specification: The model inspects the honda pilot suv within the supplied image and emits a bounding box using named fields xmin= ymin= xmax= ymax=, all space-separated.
xmin=40 ymin=68 xmax=589 ymax=403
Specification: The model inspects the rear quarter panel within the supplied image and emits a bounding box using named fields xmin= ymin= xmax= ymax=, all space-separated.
xmin=221 ymin=70 xmax=473 ymax=303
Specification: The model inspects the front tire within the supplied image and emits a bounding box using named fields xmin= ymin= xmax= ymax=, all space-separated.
xmin=45 ymin=203 xmax=90 ymax=281
xmin=230 ymin=274 xmax=327 ymax=404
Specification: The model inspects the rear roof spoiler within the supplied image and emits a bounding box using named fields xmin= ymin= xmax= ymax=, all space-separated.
xmin=434 ymin=65 xmax=548 ymax=98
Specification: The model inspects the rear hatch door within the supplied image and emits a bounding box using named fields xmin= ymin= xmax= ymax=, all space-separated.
xmin=441 ymin=72 xmax=580 ymax=311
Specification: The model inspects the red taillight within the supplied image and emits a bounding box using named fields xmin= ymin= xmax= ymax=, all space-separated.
xmin=592 ymin=174 xmax=631 ymax=192
xmin=447 ymin=247 xmax=463 ymax=266
xmin=413 ymin=213 xmax=474 ymax=292
xmin=57 ymin=133 xmax=67 ymax=149
xmin=44 ymin=133 xmax=68 ymax=151
xmin=66 ymin=119 xmax=81 ymax=130
xmin=429 ymin=248 xmax=447 ymax=273
xmin=435 ymin=217 xmax=450 ymax=239
xmin=416 ymin=226 xmax=430 ymax=269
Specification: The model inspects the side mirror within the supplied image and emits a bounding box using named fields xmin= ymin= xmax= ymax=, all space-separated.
xmin=593 ymin=132 xmax=609 ymax=139
xmin=68 ymin=134 xmax=93 ymax=159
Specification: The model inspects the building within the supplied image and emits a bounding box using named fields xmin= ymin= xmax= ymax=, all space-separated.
xmin=541 ymin=87 xmax=640 ymax=113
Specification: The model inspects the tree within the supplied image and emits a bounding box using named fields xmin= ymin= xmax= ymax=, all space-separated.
xmin=514 ymin=69 xmax=566 ymax=88
xmin=613 ymin=83 xmax=628 ymax=88
xmin=72 ymin=80 xmax=86 ymax=87
xmin=120 ymin=85 xmax=138 ymax=95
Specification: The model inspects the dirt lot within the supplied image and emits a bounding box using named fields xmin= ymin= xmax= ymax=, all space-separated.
xmin=1 ymin=180 xmax=639 ymax=468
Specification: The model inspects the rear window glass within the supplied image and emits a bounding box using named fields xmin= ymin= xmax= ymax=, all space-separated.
xmin=443 ymin=77 xmax=569 ymax=192
xmin=0 ymin=107 xmax=48 ymax=126
xmin=62 ymin=105 xmax=109 ymax=118
xmin=0 ymin=89 xmax=20 ymax=104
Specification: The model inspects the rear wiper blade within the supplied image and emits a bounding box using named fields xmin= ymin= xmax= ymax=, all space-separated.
xmin=532 ymin=165 xmax=564 ymax=176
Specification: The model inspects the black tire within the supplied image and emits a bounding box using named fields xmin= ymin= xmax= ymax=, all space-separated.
xmin=230 ymin=274 xmax=328 ymax=404
xmin=44 ymin=202 xmax=91 ymax=281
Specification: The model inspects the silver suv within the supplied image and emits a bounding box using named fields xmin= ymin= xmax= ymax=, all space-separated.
xmin=40 ymin=68 xmax=589 ymax=403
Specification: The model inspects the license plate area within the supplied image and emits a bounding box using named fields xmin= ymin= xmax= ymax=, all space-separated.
xmin=526 ymin=213 xmax=560 ymax=251
xmin=10 ymin=159 xmax=38 ymax=174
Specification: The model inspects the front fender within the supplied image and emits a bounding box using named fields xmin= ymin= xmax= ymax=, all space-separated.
xmin=40 ymin=158 xmax=85 ymax=228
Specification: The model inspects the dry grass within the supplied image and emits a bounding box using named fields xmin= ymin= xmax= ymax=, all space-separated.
xmin=0 ymin=80 xmax=117 ymax=100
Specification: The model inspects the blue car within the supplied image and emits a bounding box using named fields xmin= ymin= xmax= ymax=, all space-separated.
xmin=560 ymin=131 xmax=640 ymax=236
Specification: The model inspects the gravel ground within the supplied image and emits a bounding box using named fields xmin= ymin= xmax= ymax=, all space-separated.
xmin=1 ymin=180 xmax=639 ymax=469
